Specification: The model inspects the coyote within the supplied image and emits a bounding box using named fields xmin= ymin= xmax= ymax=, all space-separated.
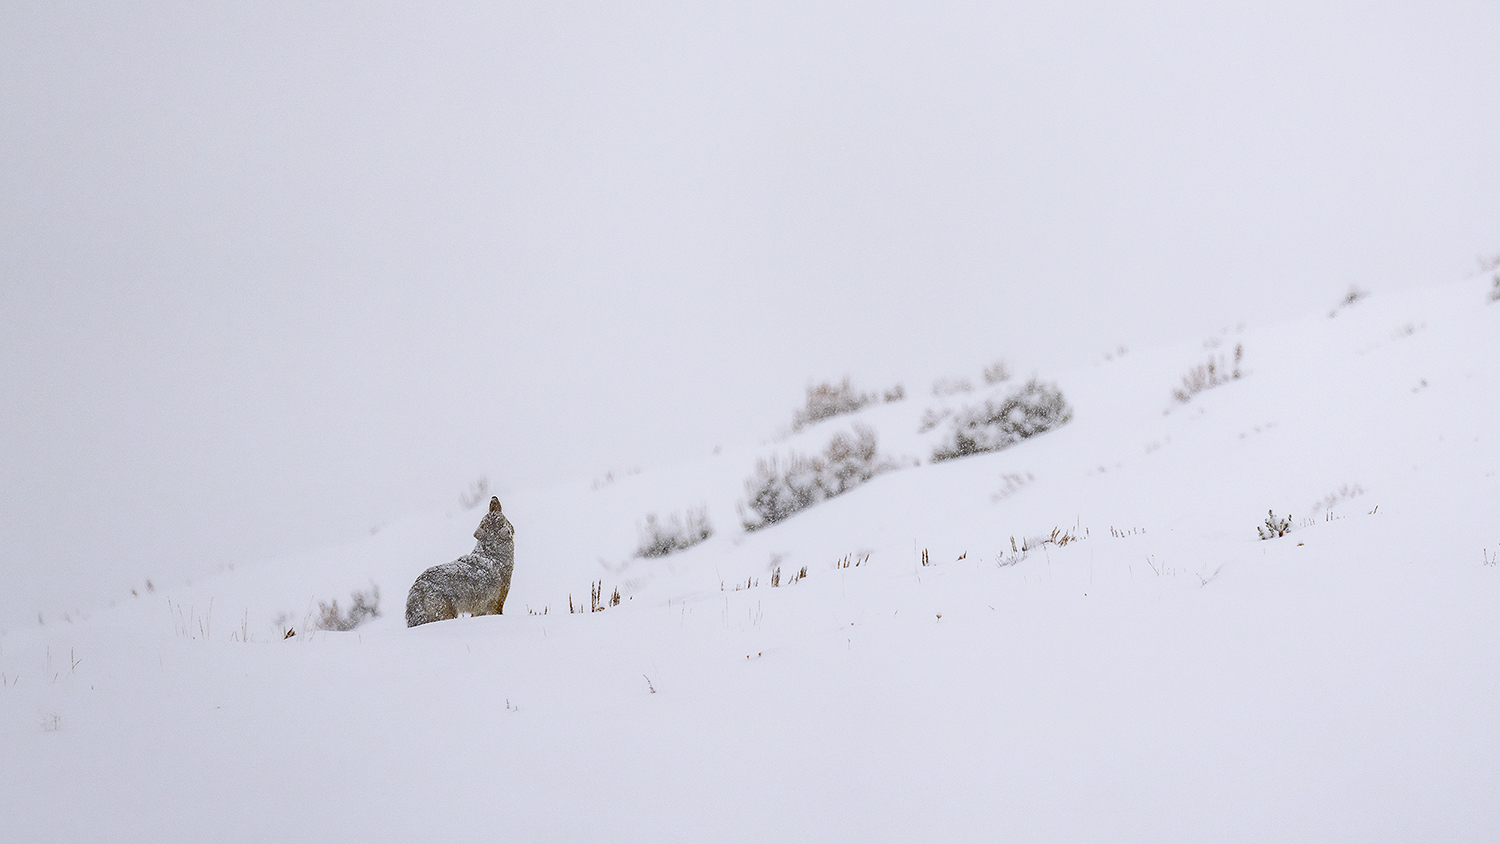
xmin=405 ymin=497 xmax=515 ymax=627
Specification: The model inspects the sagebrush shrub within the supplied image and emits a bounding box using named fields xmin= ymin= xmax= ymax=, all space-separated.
xmin=634 ymin=507 xmax=714 ymax=558
xmin=741 ymin=424 xmax=893 ymax=531
xmin=741 ymin=454 xmax=823 ymax=529
xmin=820 ymin=425 xmax=885 ymax=495
xmin=792 ymin=377 xmax=872 ymax=430
xmin=314 ymin=583 xmax=381 ymax=631
xmin=1257 ymin=510 xmax=1292 ymax=540
xmin=1172 ymin=344 xmax=1243 ymax=403
xmin=982 ymin=359 xmax=1011 ymax=384
xmin=931 ymin=379 xmax=1073 ymax=462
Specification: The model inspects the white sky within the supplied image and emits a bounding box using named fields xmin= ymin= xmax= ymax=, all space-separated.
xmin=2 ymin=0 xmax=1498 ymax=627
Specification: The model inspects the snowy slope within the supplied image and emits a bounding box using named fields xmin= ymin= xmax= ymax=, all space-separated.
xmin=3 ymin=276 xmax=1498 ymax=842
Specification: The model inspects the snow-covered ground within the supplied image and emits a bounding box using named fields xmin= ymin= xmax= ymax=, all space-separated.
xmin=4 ymin=275 xmax=1498 ymax=841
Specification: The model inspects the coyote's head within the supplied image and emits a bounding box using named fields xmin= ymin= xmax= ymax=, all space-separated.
xmin=474 ymin=496 xmax=515 ymax=544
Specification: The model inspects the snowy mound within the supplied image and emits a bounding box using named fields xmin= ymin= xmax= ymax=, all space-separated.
xmin=3 ymin=276 xmax=1499 ymax=842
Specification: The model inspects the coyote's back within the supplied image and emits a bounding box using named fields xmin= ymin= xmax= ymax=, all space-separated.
xmin=405 ymin=497 xmax=515 ymax=627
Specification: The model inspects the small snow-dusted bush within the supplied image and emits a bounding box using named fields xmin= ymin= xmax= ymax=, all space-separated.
xmin=982 ymin=359 xmax=1011 ymax=385
xmin=313 ymin=583 xmax=381 ymax=631
xmin=634 ymin=507 xmax=714 ymax=558
xmin=931 ymin=379 xmax=1074 ymax=462
xmin=1257 ymin=511 xmax=1292 ymax=540
xmin=741 ymin=454 xmax=822 ymax=529
xmin=792 ymin=377 xmax=874 ymax=430
xmin=1172 ymin=344 xmax=1243 ymax=404
xmin=820 ymin=425 xmax=887 ymax=496
xmin=790 ymin=377 xmax=905 ymax=429
xmin=1490 ymin=275 xmax=1500 ymax=303
xmin=741 ymin=424 xmax=895 ymax=531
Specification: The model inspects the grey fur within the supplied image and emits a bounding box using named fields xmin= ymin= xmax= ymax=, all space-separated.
xmin=405 ymin=497 xmax=515 ymax=627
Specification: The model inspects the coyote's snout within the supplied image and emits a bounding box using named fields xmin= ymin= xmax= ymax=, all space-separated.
xmin=405 ymin=496 xmax=515 ymax=627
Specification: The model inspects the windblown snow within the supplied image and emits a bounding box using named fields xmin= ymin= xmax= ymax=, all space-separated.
xmin=4 ymin=276 xmax=1498 ymax=842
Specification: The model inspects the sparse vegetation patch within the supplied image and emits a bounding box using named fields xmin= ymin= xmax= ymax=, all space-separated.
xmin=1008 ymin=525 xmax=1086 ymax=554
xmin=770 ymin=565 xmax=809 ymax=586
xmin=570 ymin=581 xmax=623 ymax=613
xmin=835 ymin=553 xmax=869 ymax=569
xmin=1172 ymin=344 xmax=1243 ymax=404
xmin=996 ymin=524 xmax=1087 ymax=566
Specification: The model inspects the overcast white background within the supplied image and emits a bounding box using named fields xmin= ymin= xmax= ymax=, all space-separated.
xmin=2 ymin=1 xmax=1497 ymax=629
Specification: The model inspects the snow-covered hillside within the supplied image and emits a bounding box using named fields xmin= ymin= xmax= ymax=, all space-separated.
xmin=4 ymin=276 xmax=1499 ymax=842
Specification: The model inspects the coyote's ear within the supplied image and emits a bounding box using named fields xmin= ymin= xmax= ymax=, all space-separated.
xmin=489 ymin=496 xmax=502 ymax=513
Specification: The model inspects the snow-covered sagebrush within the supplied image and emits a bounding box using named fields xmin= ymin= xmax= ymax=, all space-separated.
xmin=931 ymin=379 xmax=1073 ymax=462
xmin=741 ymin=424 xmax=894 ymax=530
xmin=791 ymin=377 xmax=872 ymax=430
